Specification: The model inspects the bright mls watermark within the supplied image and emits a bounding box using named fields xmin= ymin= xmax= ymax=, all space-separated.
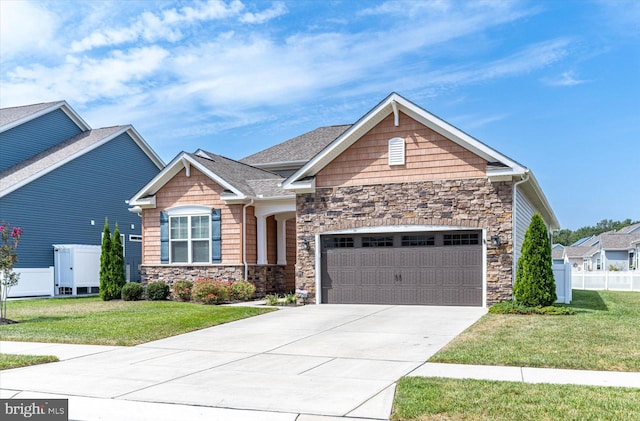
xmin=1 ymin=399 xmax=68 ymax=420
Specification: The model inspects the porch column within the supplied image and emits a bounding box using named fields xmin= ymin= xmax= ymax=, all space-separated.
xmin=256 ymin=215 xmax=268 ymax=265
xmin=275 ymin=215 xmax=288 ymax=265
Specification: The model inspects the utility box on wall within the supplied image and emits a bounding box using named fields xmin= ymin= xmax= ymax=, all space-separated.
xmin=53 ymin=244 xmax=101 ymax=296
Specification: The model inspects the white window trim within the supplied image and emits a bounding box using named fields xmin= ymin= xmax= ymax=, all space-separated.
xmin=169 ymin=214 xmax=211 ymax=264
xmin=388 ymin=137 xmax=405 ymax=166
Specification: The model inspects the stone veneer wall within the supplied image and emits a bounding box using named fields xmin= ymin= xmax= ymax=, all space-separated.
xmin=296 ymin=178 xmax=514 ymax=304
xmin=141 ymin=264 xmax=286 ymax=297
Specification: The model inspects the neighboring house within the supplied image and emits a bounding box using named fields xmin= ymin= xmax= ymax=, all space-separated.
xmin=552 ymin=244 xmax=565 ymax=265
xmin=129 ymin=93 xmax=559 ymax=307
xmin=0 ymin=101 xmax=164 ymax=296
xmin=563 ymin=223 xmax=640 ymax=271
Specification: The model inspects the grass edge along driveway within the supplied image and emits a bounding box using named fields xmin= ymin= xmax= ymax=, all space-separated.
xmin=429 ymin=290 xmax=640 ymax=372
xmin=391 ymin=377 xmax=640 ymax=421
xmin=0 ymin=296 xmax=275 ymax=346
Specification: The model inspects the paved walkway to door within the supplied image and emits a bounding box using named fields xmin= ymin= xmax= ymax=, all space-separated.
xmin=1 ymin=304 xmax=486 ymax=420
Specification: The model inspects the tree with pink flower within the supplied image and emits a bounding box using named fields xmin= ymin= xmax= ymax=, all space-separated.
xmin=1 ymin=221 xmax=22 ymax=323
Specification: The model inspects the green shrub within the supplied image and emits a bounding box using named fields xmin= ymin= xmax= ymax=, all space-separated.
xmin=284 ymin=292 xmax=297 ymax=305
xmin=192 ymin=278 xmax=230 ymax=304
xmin=264 ymin=293 xmax=280 ymax=306
xmin=229 ymin=280 xmax=256 ymax=301
xmin=513 ymin=213 xmax=557 ymax=307
xmin=172 ymin=280 xmax=193 ymax=302
xmin=121 ymin=282 xmax=143 ymax=301
xmin=146 ymin=282 xmax=170 ymax=301
xmin=489 ymin=300 xmax=575 ymax=315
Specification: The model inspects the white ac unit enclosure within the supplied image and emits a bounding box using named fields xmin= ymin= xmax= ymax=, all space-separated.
xmin=53 ymin=244 xmax=101 ymax=296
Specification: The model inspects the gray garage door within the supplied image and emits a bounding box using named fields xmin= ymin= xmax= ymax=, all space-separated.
xmin=321 ymin=231 xmax=482 ymax=306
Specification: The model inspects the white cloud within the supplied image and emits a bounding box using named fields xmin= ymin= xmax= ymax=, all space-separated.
xmin=1 ymin=47 xmax=169 ymax=107
xmin=240 ymin=2 xmax=287 ymax=24
xmin=543 ymin=70 xmax=589 ymax=87
xmin=71 ymin=0 xmax=245 ymax=52
xmin=0 ymin=1 xmax=59 ymax=61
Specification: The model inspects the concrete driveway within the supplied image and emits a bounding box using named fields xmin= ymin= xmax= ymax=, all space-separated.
xmin=0 ymin=304 xmax=485 ymax=420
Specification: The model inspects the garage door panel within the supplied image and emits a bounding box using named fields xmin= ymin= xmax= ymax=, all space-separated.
xmin=322 ymin=231 xmax=482 ymax=306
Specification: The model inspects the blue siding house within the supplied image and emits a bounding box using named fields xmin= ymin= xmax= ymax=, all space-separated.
xmin=0 ymin=101 xmax=164 ymax=297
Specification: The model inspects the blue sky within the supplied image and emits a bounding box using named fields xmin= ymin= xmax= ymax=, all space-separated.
xmin=1 ymin=0 xmax=638 ymax=230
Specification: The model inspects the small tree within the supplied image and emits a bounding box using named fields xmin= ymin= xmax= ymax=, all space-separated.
xmin=0 ymin=222 xmax=22 ymax=322
xmin=99 ymin=218 xmax=113 ymax=300
xmin=110 ymin=223 xmax=126 ymax=298
xmin=514 ymin=213 xmax=557 ymax=306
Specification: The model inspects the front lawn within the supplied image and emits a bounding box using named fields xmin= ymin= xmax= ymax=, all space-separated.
xmin=0 ymin=354 xmax=58 ymax=370
xmin=0 ymin=297 xmax=274 ymax=345
xmin=430 ymin=290 xmax=640 ymax=371
xmin=392 ymin=377 xmax=640 ymax=421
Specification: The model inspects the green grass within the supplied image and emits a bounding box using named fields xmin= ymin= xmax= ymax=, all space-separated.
xmin=392 ymin=377 xmax=640 ymax=421
xmin=0 ymin=354 xmax=58 ymax=370
xmin=1 ymin=297 xmax=274 ymax=345
xmin=430 ymin=290 xmax=640 ymax=371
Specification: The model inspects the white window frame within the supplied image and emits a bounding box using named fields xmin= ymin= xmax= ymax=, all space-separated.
xmin=388 ymin=137 xmax=405 ymax=166
xmin=167 ymin=205 xmax=212 ymax=264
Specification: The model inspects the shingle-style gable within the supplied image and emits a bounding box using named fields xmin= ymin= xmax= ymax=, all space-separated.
xmin=130 ymin=150 xmax=292 ymax=208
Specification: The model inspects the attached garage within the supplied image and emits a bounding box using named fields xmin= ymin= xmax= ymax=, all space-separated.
xmin=320 ymin=231 xmax=483 ymax=306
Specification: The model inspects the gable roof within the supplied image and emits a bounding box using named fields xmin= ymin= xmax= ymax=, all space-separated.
xmin=129 ymin=150 xmax=292 ymax=208
xmin=0 ymin=125 xmax=164 ymax=198
xmin=280 ymin=92 xmax=558 ymax=229
xmin=241 ymin=125 xmax=351 ymax=168
xmin=282 ymin=93 xmax=527 ymax=190
xmin=618 ymin=223 xmax=640 ymax=234
xmin=599 ymin=233 xmax=640 ymax=250
xmin=0 ymin=100 xmax=90 ymax=133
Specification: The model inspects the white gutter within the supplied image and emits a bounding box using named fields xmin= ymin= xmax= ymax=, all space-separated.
xmin=512 ymin=170 xmax=530 ymax=287
xmin=242 ymin=199 xmax=254 ymax=281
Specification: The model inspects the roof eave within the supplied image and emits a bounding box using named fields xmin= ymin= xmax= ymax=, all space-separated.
xmin=0 ymin=101 xmax=91 ymax=134
xmin=129 ymin=152 xmax=247 ymax=206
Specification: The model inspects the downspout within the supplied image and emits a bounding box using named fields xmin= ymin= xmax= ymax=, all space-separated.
xmin=512 ymin=170 xmax=530 ymax=287
xmin=242 ymin=199 xmax=254 ymax=281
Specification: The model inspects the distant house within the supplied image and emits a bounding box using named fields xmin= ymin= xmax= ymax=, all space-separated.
xmin=552 ymin=244 xmax=565 ymax=265
xmin=130 ymin=92 xmax=559 ymax=307
xmin=0 ymin=101 xmax=164 ymax=296
xmin=563 ymin=223 xmax=640 ymax=271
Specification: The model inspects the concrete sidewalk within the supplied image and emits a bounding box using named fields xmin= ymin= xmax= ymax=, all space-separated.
xmin=4 ymin=340 xmax=639 ymax=390
xmin=409 ymin=362 xmax=640 ymax=389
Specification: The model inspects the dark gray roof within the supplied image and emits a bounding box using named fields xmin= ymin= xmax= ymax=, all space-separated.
xmin=0 ymin=101 xmax=64 ymax=128
xmin=190 ymin=152 xmax=293 ymax=198
xmin=0 ymin=126 xmax=127 ymax=194
xmin=240 ymin=124 xmax=351 ymax=166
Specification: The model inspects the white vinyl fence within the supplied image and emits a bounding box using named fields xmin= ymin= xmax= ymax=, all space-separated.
xmin=572 ymin=270 xmax=640 ymax=292
xmin=552 ymin=263 xmax=572 ymax=304
xmin=4 ymin=267 xmax=55 ymax=298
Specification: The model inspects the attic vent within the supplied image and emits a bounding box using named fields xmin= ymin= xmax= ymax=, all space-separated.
xmin=388 ymin=137 xmax=405 ymax=166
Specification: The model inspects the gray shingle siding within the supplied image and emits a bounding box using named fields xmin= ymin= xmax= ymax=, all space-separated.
xmin=1 ymin=109 xmax=83 ymax=172
xmin=0 ymin=132 xmax=160 ymax=281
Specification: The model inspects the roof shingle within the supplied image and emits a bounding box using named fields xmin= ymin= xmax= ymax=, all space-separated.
xmin=240 ymin=125 xmax=351 ymax=166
